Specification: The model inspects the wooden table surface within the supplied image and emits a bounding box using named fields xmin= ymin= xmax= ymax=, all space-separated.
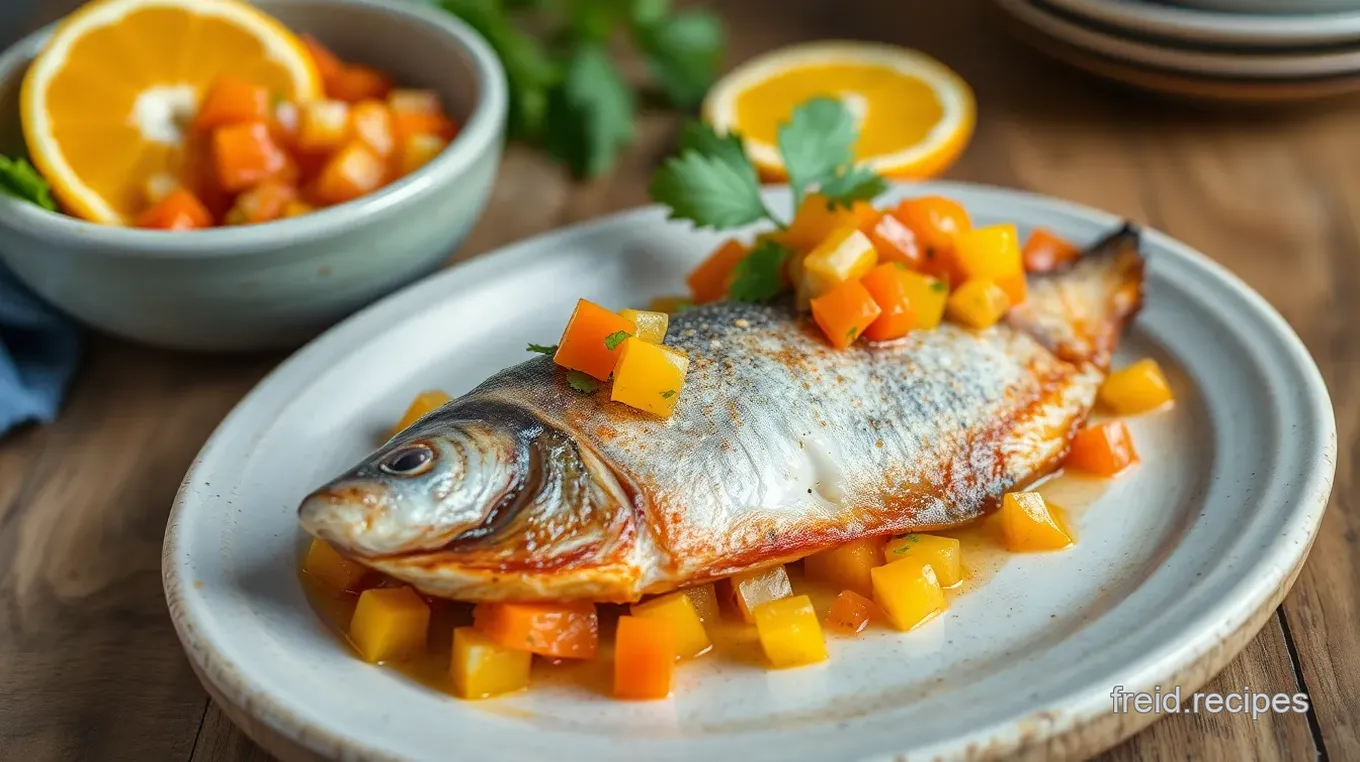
xmin=2 ymin=1 xmax=1355 ymax=760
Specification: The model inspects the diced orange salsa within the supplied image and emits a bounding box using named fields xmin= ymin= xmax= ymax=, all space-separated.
xmin=824 ymin=589 xmax=878 ymax=634
xmin=136 ymin=188 xmax=212 ymax=230
xmin=810 ymin=278 xmax=881 ymax=348
xmin=553 ymin=299 xmax=637 ymax=381
xmin=803 ymin=537 xmax=885 ymax=597
xmin=611 ymin=338 xmax=688 ymax=418
xmin=726 ymin=565 xmax=794 ymax=623
xmin=390 ymin=390 xmax=452 ymax=436
xmin=1065 ymin=420 xmax=1140 ymax=477
xmin=688 ymin=238 xmax=750 ymax=304
xmin=1023 ymin=228 xmax=1082 ymax=272
xmin=859 ymin=263 xmax=918 ymax=342
xmin=614 ymin=616 xmax=677 ymax=700
xmin=472 ymin=601 xmax=599 ymax=659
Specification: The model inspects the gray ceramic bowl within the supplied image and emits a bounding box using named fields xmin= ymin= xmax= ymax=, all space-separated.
xmin=0 ymin=0 xmax=507 ymax=352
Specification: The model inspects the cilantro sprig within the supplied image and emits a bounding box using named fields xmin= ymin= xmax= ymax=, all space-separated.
xmin=0 ymin=155 xmax=56 ymax=212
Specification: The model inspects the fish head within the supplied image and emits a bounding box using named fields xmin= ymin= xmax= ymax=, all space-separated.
xmin=298 ymin=402 xmax=545 ymax=557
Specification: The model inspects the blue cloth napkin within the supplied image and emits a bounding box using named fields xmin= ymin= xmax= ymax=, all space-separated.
xmin=0 ymin=261 xmax=82 ymax=438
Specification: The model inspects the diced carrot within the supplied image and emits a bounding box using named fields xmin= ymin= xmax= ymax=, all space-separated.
xmin=777 ymin=194 xmax=865 ymax=252
xmin=392 ymin=110 xmax=458 ymax=142
xmin=613 ymin=616 xmax=676 ymax=700
xmin=351 ymin=100 xmax=396 ymax=157
xmin=472 ymin=601 xmax=599 ymax=659
xmin=225 ymin=180 xmax=298 ymax=225
xmin=395 ymin=134 xmax=448 ymax=177
xmin=1065 ymin=420 xmax=1140 ymax=477
xmin=824 ymin=589 xmax=878 ymax=634
xmin=193 ymin=75 xmax=271 ymax=131
xmin=297 ymin=100 xmax=352 ymax=153
xmin=136 ymin=187 xmax=212 ymax=230
xmin=1023 ymin=227 xmax=1082 ymax=272
xmin=328 ymin=64 xmax=394 ymax=103
xmin=811 ymin=278 xmax=881 ymax=348
xmin=866 ymin=212 xmax=924 ymax=270
xmin=894 ymin=196 xmax=971 ymax=286
xmin=553 ymin=299 xmax=637 ymax=381
xmin=859 ymin=262 xmax=918 ymax=342
xmin=687 ymin=238 xmax=750 ymax=304
xmin=212 ymin=122 xmax=289 ymax=193
xmin=301 ymin=33 xmax=345 ymax=83
xmin=312 ymin=141 xmax=387 ymax=205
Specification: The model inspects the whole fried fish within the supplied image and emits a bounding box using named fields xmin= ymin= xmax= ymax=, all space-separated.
xmin=299 ymin=225 xmax=1145 ymax=602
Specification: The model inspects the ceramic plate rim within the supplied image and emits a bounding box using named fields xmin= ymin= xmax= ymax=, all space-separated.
xmin=162 ymin=181 xmax=1336 ymax=762
xmin=1038 ymin=0 xmax=1360 ymax=47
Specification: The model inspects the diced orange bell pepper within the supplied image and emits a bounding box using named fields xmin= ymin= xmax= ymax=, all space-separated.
xmin=136 ymin=187 xmax=213 ymax=230
xmin=726 ymin=565 xmax=793 ymax=623
xmin=811 ymin=278 xmax=881 ymax=348
xmin=687 ymin=238 xmax=750 ymax=304
xmin=225 ymin=180 xmax=298 ymax=225
xmin=297 ymin=100 xmax=352 ymax=153
xmin=1065 ymin=420 xmax=1140 ymax=477
xmin=301 ymin=33 xmax=345 ymax=83
xmin=894 ymin=196 xmax=971 ymax=284
xmin=777 ymin=194 xmax=864 ymax=252
xmin=859 ymin=263 xmax=918 ymax=342
xmin=472 ymin=601 xmax=599 ymax=659
xmin=1001 ymin=492 xmax=1073 ymax=552
xmin=450 ymin=626 xmax=532 ymax=700
xmin=865 ymin=212 xmax=924 ymax=270
xmin=349 ymin=587 xmax=431 ymax=663
xmin=630 ymin=591 xmax=711 ymax=659
xmin=611 ymin=337 xmax=689 ymax=418
xmin=396 ymin=134 xmax=448 ymax=177
xmin=302 ymin=537 xmax=370 ymax=592
xmin=351 ymin=100 xmax=396 ymax=157
xmin=390 ymin=390 xmax=452 ymax=437
xmin=328 ymin=64 xmax=394 ymax=103
xmin=753 ymin=595 xmax=827 ymax=668
xmin=313 ymin=141 xmax=387 ymax=205
xmin=553 ymin=299 xmax=637 ymax=380
xmin=1023 ymin=228 xmax=1082 ymax=273
xmin=213 ymin=122 xmax=289 ymax=193
xmin=803 ymin=536 xmax=886 ymax=597
xmin=1098 ymin=359 xmax=1175 ymax=414
xmin=824 ymin=589 xmax=879 ymax=634
xmin=194 ymin=75 xmax=271 ymax=131
xmin=946 ymin=279 xmax=1010 ymax=329
xmin=613 ymin=615 xmax=676 ymax=700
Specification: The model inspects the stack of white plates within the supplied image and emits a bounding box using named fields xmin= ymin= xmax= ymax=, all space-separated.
xmin=993 ymin=0 xmax=1360 ymax=102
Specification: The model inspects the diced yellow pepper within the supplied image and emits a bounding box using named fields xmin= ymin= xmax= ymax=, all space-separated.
xmin=1098 ymin=358 xmax=1174 ymax=414
xmin=802 ymin=537 xmax=885 ymax=597
xmin=1001 ymin=492 xmax=1073 ymax=552
xmin=870 ymin=556 xmax=948 ymax=632
xmin=349 ymin=587 xmax=431 ymax=663
xmin=683 ymin=583 xmax=720 ymax=623
xmin=630 ymin=591 xmax=712 ymax=659
xmin=946 ymin=279 xmax=1010 ymax=329
xmin=776 ymin=194 xmax=864 ymax=252
xmin=954 ymin=224 xmax=1023 ymax=283
xmin=727 ymin=565 xmax=794 ymax=623
xmin=302 ymin=537 xmax=371 ymax=592
xmin=897 ymin=270 xmax=949 ymax=330
xmin=610 ymin=337 xmax=689 ymax=418
xmin=883 ymin=533 xmax=962 ymax=588
xmin=800 ymin=226 xmax=878 ymax=303
xmin=752 ymin=595 xmax=828 ymax=668
xmin=450 ymin=625 xmax=532 ymax=700
xmin=390 ymin=390 xmax=452 ymax=437
xmin=618 ymin=309 xmax=669 ymax=344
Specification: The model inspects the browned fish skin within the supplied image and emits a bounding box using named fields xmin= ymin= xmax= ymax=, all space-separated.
xmin=298 ymin=226 xmax=1145 ymax=603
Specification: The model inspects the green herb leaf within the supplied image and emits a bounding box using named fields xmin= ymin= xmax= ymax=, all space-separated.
xmin=678 ymin=122 xmax=753 ymax=181
xmin=603 ymin=330 xmax=629 ymax=350
xmin=634 ymin=9 xmax=724 ymax=109
xmin=0 ymin=156 xmax=56 ymax=212
xmin=819 ymin=164 xmax=889 ymax=209
xmin=846 ymin=326 xmax=858 ymax=339
xmin=527 ymin=343 xmax=558 ymax=355
xmin=544 ymin=43 xmax=636 ymax=178
xmin=777 ymin=96 xmax=858 ymax=209
xmin=930 ymin=281 xmax=948 ymax=293
xmin=660 ymin=389 xmax=676 ymax=398
xmin=649 ymin=149 xmax=771 ymax=230
xmin=567 ymin=370 xmax=601 ymax=393
xmin=630 ymin=0 xmax=670 ymax=26
xmin=672 ymin=299 xmax=696 ymax=313
xmin=727 ymin=239 xmax=791 ymax=303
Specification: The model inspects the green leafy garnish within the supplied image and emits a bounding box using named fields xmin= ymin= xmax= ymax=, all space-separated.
xmin=846 ymin=327 xmax=858 ymax=339
xmin=544 ymin=43 xmax=635 ymax=178
xmin=566 ymin=370 xmax=600 ymax=393
xmin=648 ymin=150 xmax=772 ymax=231
xmin=673 ymin=300 xmax=696 ymax=313
xmin=818 ymin=165 xmax=889 ymax=210
xmin=603 ymin=330 xmax=629 ymax=350
xmin=660 ymin=389 xmax=676 ymax=399
xmin=777 ymin=96 xmax=859 ymax=210
xmin=0 ymin=155 xmax=56 ymax=212
xmin=726 ymin=239 xmax=790 ymax=303
xmin=527 ymin=343 xmax=557 ymax=355
xmin=633 ymin=9 xmax=724 ymax=110
xmin=930 ymin=281 xmax=948 ymax=293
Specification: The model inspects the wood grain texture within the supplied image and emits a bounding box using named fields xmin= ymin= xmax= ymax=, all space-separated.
xmin=1 ymin=0 xmax=1349 ymax=760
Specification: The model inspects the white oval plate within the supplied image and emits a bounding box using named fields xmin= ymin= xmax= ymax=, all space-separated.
xmin=163 ymin=182 xmax=1335 ymax=762
xmin=1040 ymin=0 xmax=1360 ymax=48
xmin=998 ymin=0 xmax=1360 ymax=77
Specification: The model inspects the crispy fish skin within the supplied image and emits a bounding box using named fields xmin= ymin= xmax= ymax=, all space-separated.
xmin=299 ymin=226 xmax=1145 ymax=602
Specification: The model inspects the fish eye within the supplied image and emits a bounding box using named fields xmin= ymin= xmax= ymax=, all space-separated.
xmin=379 ymin=444 xmax=434 ymax=476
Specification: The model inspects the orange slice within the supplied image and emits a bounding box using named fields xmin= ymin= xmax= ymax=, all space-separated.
xmin=702 ymin=41 xmax=976 ymax=183
xmin=21 ymin=0 xmax=322 ymax=225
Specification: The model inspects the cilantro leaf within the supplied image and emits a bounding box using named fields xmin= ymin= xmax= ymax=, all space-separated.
xmin=567 ymin=370 xmax=601 ymax=393
xmin=603 ymin=330 xmax=629 ymax=350
xmin=0 ymin=156 xmax=56 ymax=212
xmin=544 ymin=43 xmax=635 ymax=178
xmin=727 ymin=239 xmax=791 ymax=303
xmin=527 ymin=343 xmax=557 ymax=355
xmin=777 ymin=96 xmax=858 ymax=209
xmin=660 ymin=389 xmax=676 ymax=398
xmin=819 ymin=164 xmax=888 ymax=209
xmin=630 ymin=0 xmax=670 ymax=27
xmin=649 ymin=150 xmax=770 ymax=230
xmin=633 ymin=10 xmax=724 ymax=109
xmin=678 ymin=122 xmax=754 ymax=182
